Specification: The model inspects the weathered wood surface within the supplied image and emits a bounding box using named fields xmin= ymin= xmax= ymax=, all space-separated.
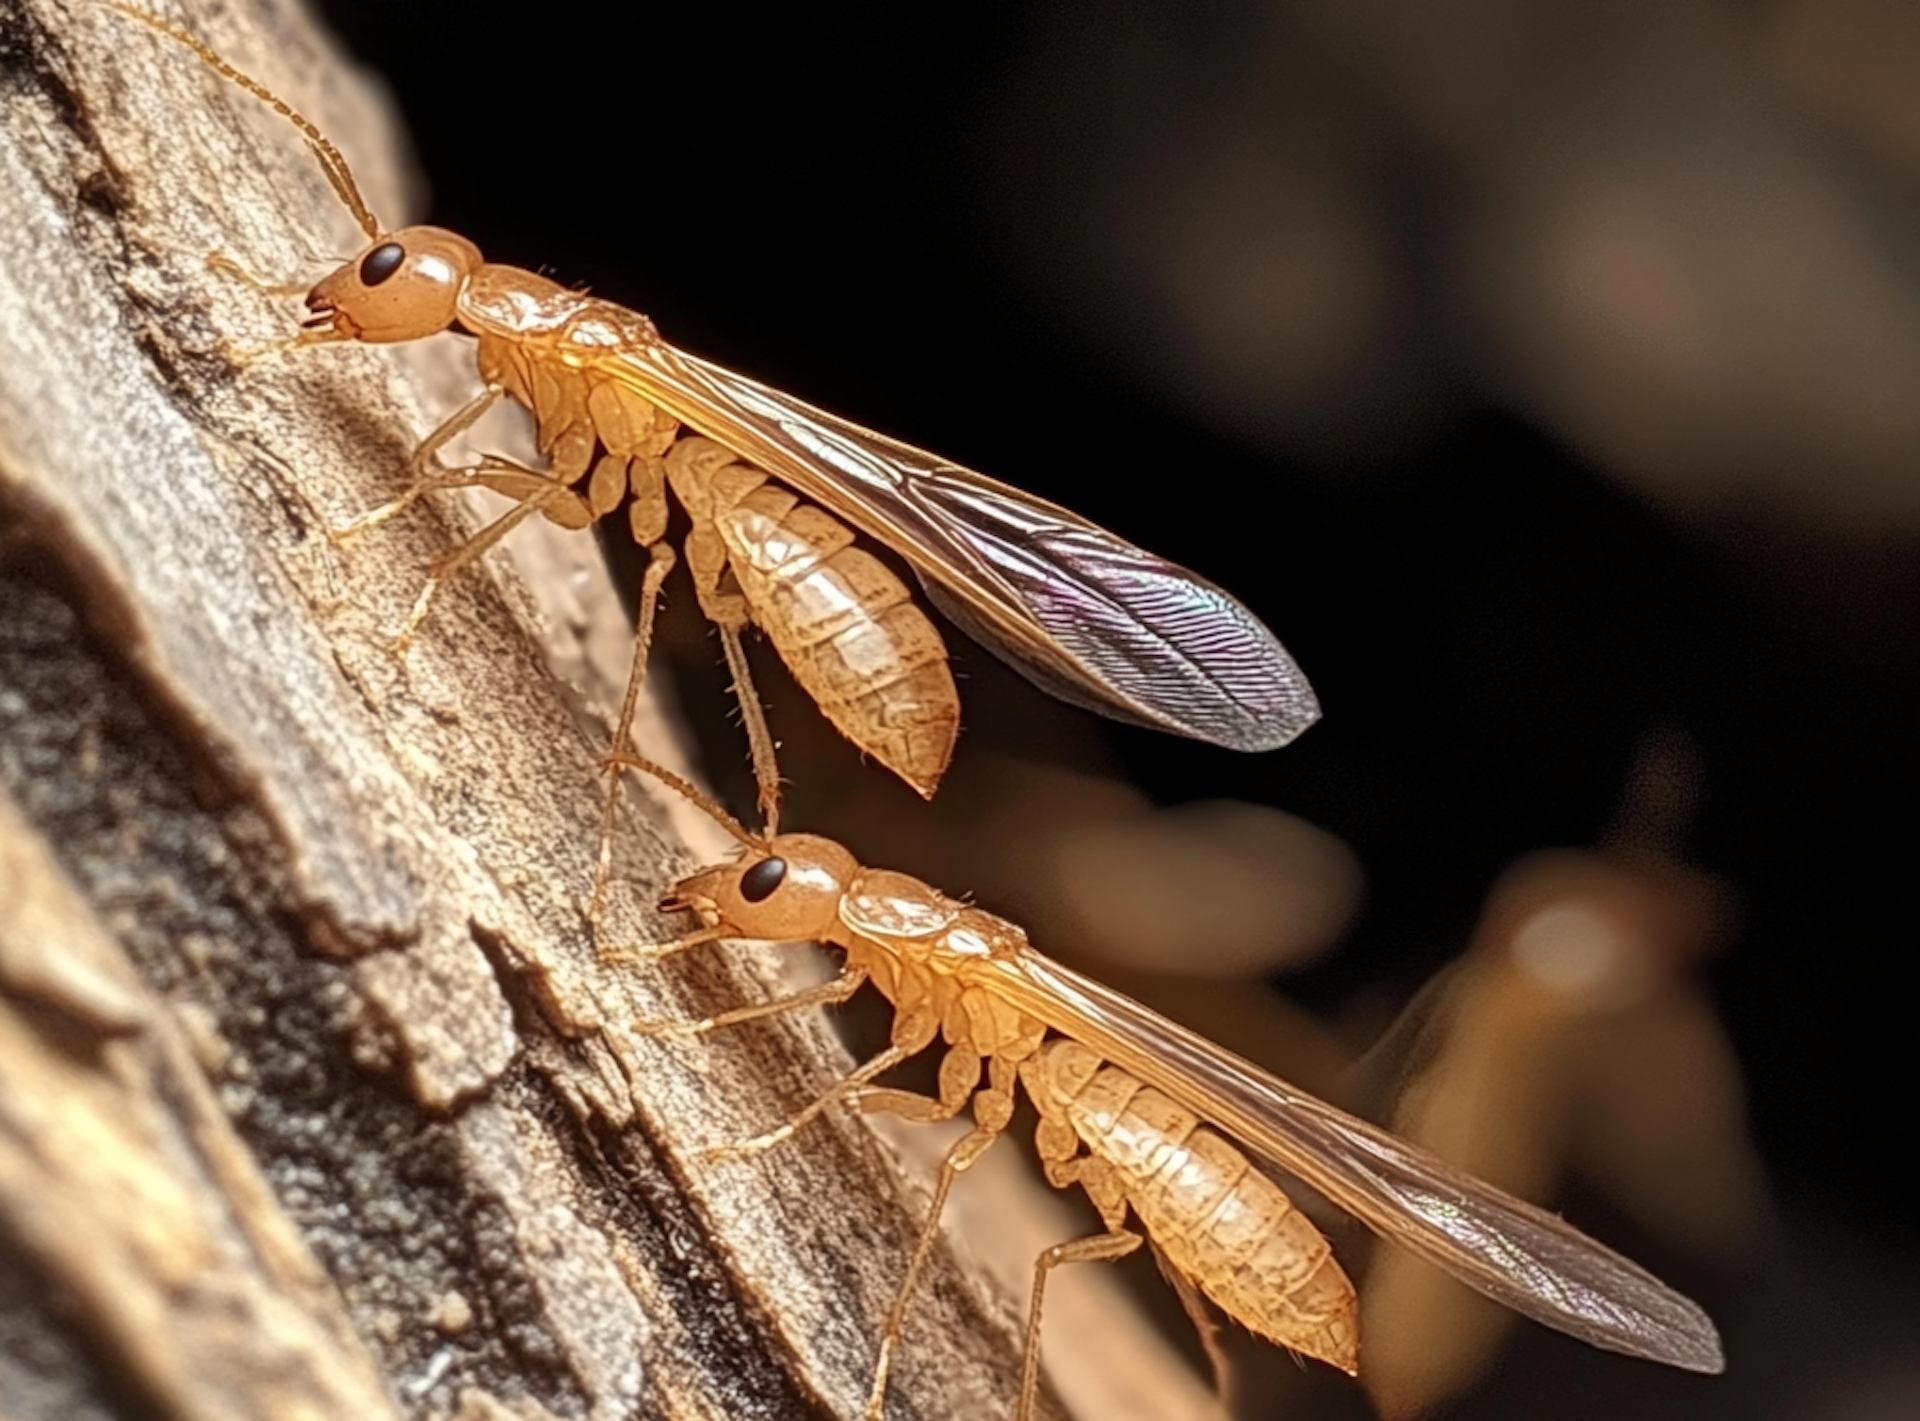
xmin=0 ymin=2 xmax=1216 ymax=1418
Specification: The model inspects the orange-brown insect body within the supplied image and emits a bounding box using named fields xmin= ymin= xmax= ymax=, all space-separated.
xmin=116 ymin=0 xmax=1330 ymax=848
xmin=107 ymin=10 xmax=1718 ymax=1406
xmin=665 ymin=442 xmax=957 ymax=798
xmin=668 ymin=831 xmax=1349 ymax=1416
xmin=306 ymin=225 xmax=480 ymax=342
xmin=312 ymin=244 xmax=961 ymax=798
xmin=1024 ymin=1040 xmax=1358 ymax=1374
xmin=647 ymin=804 xmax=1721 ymax=1419
xmin=668 ymin=834 xmax=1051 ymax=1094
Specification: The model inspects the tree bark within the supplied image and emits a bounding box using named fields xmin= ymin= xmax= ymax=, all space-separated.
xmin=0 ymin=3 xmax=1223 ymax=1419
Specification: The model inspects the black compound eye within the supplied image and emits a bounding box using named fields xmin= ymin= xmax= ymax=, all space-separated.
xmin=359 ymin=241 xmax=405 ymax=287
xmin=739 ymin=857 xmax=787 ymax=903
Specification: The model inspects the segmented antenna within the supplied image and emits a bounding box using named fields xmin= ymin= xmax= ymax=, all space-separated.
xmin=107 ymin=2 xmax=382 ymax=240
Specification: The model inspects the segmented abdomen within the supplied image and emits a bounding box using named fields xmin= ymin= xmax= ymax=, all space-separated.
xmin=1047 ymin=1043 xmax=1359 ymax=1372
xmin=722 ymin=485 xmax=959 ymax=797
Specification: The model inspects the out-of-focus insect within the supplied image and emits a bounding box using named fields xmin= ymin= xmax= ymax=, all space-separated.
xmin=108 ymin=6 xmax=1320 ymax=843
xmin=616 ymin=753 xmax=1724 ymax=1420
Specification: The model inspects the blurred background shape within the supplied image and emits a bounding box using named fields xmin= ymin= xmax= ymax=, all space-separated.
xmin=1357 ymin=735 xmax=1768 ymax=1416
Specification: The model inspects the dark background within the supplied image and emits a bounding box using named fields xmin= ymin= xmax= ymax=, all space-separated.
xmin=307 ymin=3 xmax=1920 ymax=1416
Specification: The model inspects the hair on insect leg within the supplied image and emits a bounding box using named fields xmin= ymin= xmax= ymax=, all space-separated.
xmin=715 ymin=621 xmax=784 ymax=834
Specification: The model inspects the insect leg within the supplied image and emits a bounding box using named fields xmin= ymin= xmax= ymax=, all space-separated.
xmin=706 ymin=983 xmax=943 ymax=1163
xmin=672 ymin=447 xmax=786 ymax=827
xmin=203 ymin=251 xmax=316 ymax=300
xmin=625 ymin=965 xmax=869 ymax=1040
xmin=1017 ymin=1228 xmax=1148 ymax=1421
xmin=856 ymin=1037 xmax=988 ymax=1127
xmin=1149 ymin=1244 xmax=1236 ymax=1411
xmin=862 ymin=1051 xmax=1022 ymax=1420
xmin=406 ymin=385 xmax=506 ymax=478
xmin=388 ymin=489 xmax=551 ymax=655
xmin=590 ymin=540 xmax=677 ymax=925
xmin=863 ymin=1121 xmax=1013 ymax=1421
xmin=716 ymin=622 xmax=784 ymax=833
xmin=330 ymin=387 xmax=506 ymax=543
xmin=699 ymin=1037 xmax=918 ymax=1164
xmin=345 ymin=447 xmax=599 ymax=654
xmin=597 ymin=921 xmax=731 ymax=967
xmin=187 ymin=253 xmax=316 ymax=366
xmin=323 ymin=385 xmax=587 ymax=652
xmin=1018 ymin=1125 xmax=1145 ymax=1421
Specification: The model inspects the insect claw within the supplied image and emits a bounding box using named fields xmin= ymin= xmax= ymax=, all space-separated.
xmin=863 ymin=1342 xmax=895 ymax=1420
xmin=387 ymin=583 xmax=437 ymax=658
xmin=328 ymin=496 xmax=414 ymax=545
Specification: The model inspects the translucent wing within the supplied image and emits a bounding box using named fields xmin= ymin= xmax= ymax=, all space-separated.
xmin=981 ymin=951 xmax=1726 ymax=1374
xmin=597 ymin=340 xmax=1318 ymax=752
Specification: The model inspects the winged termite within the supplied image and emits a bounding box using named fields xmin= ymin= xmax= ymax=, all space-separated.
xmin=611 ymin=751 xmax=1724 ymax=1419
xmin=107 ymin=4 xmax=1320 ymax=859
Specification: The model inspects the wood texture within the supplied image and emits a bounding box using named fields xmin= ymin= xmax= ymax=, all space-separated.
xmin=0 ymin=2 xmax=1229 ymax=1417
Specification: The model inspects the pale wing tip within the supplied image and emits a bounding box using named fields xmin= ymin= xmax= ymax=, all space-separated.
xmin=1077 ymin=669 xmax=1321 ymax=752
xmin=1225 ymin=684 xmax=1322 ymax=752
xmin=1645 ymin=1307 xmax=1726 ymax=1375
xmin=1610 ymin=1264 xmax=1726 ymax=1374
xmin=1576 ymin=1285 xmax=1724 ymax=1375
xmin=1683 ymin=1339 xmax=1729 ymax=1376
xmin=1113 ymin=603 xmax=1322 ymax=751
xmin=1182 ymin=657 xmax=1321 ymax=751
xmin=916 ymin=575 xmax=1322 ymax=750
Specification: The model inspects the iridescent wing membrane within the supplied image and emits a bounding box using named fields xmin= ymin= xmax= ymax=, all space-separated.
xmin=985 ymin=952 xmax=1726 ymax=1374
xmin=601 ymin=341 xmax=1320 ymax=752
